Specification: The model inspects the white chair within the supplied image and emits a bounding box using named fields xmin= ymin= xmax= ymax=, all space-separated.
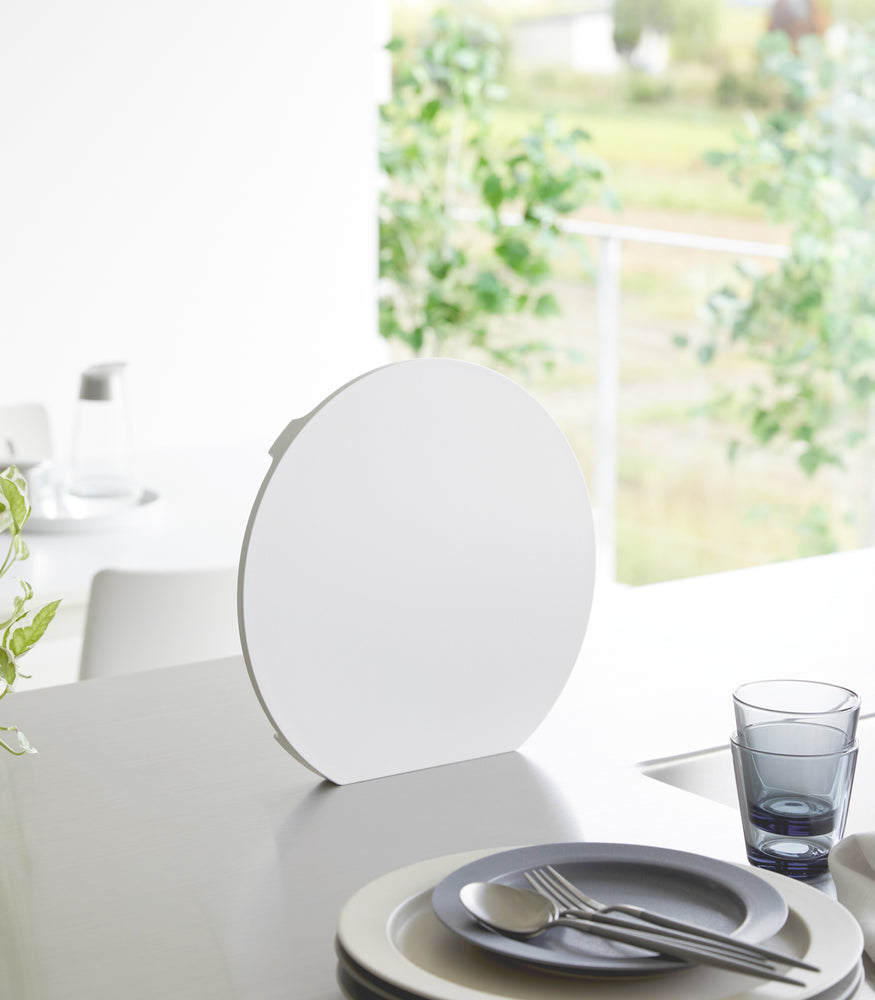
xmin=0 ymin=403 xmax=52 ymax=461
xmin=78 ymin=567 xmax=241 ymax=680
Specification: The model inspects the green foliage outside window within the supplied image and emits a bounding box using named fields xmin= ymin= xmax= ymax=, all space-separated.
xmin=379 ymin=9 xmax=614 ymax=372
xmin=696 ymin=24 xmax=875 ymax=546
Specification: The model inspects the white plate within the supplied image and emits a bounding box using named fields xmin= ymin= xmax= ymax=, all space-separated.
xmin=239 ymin=360 xmax=595 ymax=784
xmin=337 ymin=950 xmax=865 ymax=1000
xmin=26 ymin=488 xmax=160 ymax=533
xmin=336 ymin=848 xmax=864 ymax=1000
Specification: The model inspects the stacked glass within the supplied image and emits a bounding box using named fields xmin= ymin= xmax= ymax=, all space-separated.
xmin=731 ymin=680 xmax=859 ymax=880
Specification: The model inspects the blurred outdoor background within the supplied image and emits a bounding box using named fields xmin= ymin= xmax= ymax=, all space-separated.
xmin=380 ymin=0 xmax=875 ymax=584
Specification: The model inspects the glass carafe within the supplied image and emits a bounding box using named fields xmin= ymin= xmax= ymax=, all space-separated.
xmin=68 ymin=362 xmax=142 ymax=514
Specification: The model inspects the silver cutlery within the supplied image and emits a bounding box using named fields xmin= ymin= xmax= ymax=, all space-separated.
xmin=524 ymin=870 xmax=771 ymax=967
xmin=459 ymin=881 xmax=807 ymax=986
xmin=525 ymin=865 xmax=819 ymax=973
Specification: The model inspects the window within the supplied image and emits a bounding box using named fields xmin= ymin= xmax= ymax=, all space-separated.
xmin=384 ymin=0 xmax=875 ymax=584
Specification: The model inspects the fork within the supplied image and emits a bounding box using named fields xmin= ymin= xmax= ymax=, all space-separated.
xmin=525 ymin=866 xmax=819 ymax=973
xmin=523 ymin=870 xmax=774 ymax=969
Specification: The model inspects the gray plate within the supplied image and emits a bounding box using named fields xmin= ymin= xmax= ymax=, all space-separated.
xmin=431 ymin=842 xmax=788 ymax=977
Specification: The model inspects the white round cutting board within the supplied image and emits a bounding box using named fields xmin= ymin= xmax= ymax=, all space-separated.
xmin=238 ymin=359 xmax=595 ymax=784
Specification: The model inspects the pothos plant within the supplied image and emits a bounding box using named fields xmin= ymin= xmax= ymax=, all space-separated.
xmin=692 ymin=23 xmax=875 ymax=547
xmin=380 ymin=8 xmax=614 ymax=372
xmin=0 ymin=466 xmax=60 ymax=755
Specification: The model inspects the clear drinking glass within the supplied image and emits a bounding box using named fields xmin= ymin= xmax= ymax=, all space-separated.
xmin=731 ymin=679 xmax=860 ymax=879
xmin=730 ymin=733 xmax=857 ymax=879
xmin=734 ymin=680 xmax=859 ymax=749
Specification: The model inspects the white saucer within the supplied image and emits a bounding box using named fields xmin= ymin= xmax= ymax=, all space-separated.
xmin=26 ymin=488 xmax=160 ymax=533
xmin=336 ymin=848 xmax=864 ymax=1000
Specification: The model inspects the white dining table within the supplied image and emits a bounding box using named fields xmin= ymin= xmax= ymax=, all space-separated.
xmin=23 ymin=441 xmax=272 ymax=604
xmin=0 ymin=547 xmax=872 ymax=999
xmin=11 ymin=441 xmax=272 ymax=687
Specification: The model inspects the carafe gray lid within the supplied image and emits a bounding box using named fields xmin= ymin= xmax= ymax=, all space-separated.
xmin=79 ymin=362 xmax=127 ymax=401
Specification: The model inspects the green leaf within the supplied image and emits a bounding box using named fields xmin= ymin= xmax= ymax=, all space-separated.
xmin=473 ymin=271 xmax=511 ymax=313
xmin=10 ymin=600 xmax=61 ymax=656
xmin=1 ymin=579 xmax=35 ymax=634
xmin=9 ymin=629 xmax=26 ymax=657
xmin=427 ymin=254 xmax=452 ymax=281
xmin=0 ymin=468 xmax=29 ymax=533
xmin=0 ymin=648 xmax=16 ymax=687
xmin=752 ymin=409 xmax=780 ymax=444
xmin=798 ymin=447 xmax=824 ymax=477
xmin=421 ymin=99 xmax=441 ymax=123
xmin=793 ymin=424 xmax=813 ymax=443
xmin=533 ymin=293 xmax=561 ymax=318
xmin=495 ymin=236 xmax=529 ymax=271
xmin=2 ymin=607 xmax=29 ymax=645
xmin=482 ymin=174 xmax=503 ymax=211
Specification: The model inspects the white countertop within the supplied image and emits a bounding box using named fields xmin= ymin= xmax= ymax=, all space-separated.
xmin=0 ymin=657 xmax=742 ymax=999
xmin=0 ymin=547 xmax=872 ymax=998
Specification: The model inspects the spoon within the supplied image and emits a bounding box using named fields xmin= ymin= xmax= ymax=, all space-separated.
xmin=459 ymin=882 xmax=806 ymax=986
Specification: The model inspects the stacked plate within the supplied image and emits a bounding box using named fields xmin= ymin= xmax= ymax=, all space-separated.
xmin=335 ymin=843 xmax=864 ymax=1000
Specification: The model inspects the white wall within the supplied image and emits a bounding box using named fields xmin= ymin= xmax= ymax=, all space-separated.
xmin=1 ymin=0 xmax=388 ymax=457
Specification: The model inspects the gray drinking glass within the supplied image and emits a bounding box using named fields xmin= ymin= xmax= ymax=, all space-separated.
xmin=733 ymin=680 xmax=859 ymax=749
xmin=730 ymin=730 xmax=858 ymax=880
